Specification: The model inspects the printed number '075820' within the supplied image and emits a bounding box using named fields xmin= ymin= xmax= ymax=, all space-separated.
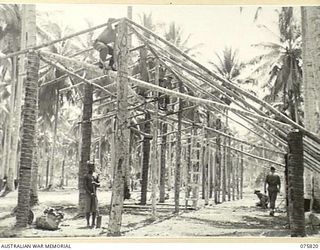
xmin=300 ymin=244 xmax=319 ymax=248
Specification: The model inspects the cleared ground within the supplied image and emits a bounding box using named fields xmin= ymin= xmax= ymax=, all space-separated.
xmin=0 ymin=188 xmax=318 ymax=238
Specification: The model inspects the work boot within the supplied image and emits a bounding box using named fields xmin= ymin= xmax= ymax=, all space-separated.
xmin=86 ymin=213 xmax=90 ymax=228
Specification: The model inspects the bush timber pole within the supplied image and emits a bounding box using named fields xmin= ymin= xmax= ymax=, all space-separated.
xmin=108 ymin=19 xmax=130 ymax=236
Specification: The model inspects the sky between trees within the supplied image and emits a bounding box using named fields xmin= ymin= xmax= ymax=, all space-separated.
xmin=36 ymin=4 xmax=283 ymax=66
xmin=35 ymin=4 xmax=300 ymax=136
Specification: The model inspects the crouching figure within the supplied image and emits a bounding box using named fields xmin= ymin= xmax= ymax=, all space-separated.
xmin=35 ymin=207 xmax=64 ymax=230
xmin=254 ymin=190 xmax=269 ymax=209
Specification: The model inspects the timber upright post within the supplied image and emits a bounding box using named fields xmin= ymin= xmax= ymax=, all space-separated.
xmin=108 ymin=18 xmax=130 ymax=236
xmin=240 ymin=145 xmax=244 ymax=199
xmin=227 ymin=135 xmax=231 ymax=201
xmin=236 ymin=151 xmax=240 ymax=200
xmin=222 ymin=135 xmax=226 ymax=202
xmin=287 ymin=130 xmax=305 ymax=237
xmin=214 ymin=118 xmax=222 ymax=204
xmin=174 ymin=81 xmax=183 ymax=213
xmin=203 ymin=125 xmax=209 ymax=205
xmin=151 ymin=59 xmax=160 ymax=219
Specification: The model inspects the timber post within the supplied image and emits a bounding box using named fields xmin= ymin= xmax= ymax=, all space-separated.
xmin=108 ymin=18 xmax=130 ymax=236
xmin=215 ymin=118 xmax=222 ymax=204
xmin=240 ymin=145 xmax=244 ymax=199
xmin=236 ymin=151 xmax=240 ymax=200
xmin=227 ymin=134 xmax=231 ymax=201
xmin=151 ymin=59 xmax=160 ymax=219
xmin=174 ymin=81 xmax=183 ymax=213
xmin=287 ymin=130 xmax=305 ymax=237
xmin=222 ymin=134 xmax=226 ymax=203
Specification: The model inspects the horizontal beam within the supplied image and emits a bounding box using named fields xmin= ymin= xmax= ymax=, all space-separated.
xmin=126 ymin=18 xmax=320 ymax=145
xmin=39 ymin=55 xmax=116 ymax=98
xmin=128 ymin=76 xmax=291 ymax=129
xmin=39 ymin=51 xmax=106 ymax=75
xmin=1 ymin=18 xmax=120 ymax=60
xmin=209 ymin=139 xmax=284 ymax=167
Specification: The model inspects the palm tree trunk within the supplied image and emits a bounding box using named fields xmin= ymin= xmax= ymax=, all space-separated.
xmin=49 ymin=89 xmax=59 ymax=187
xmin=30 ymin=90 xmax=39 ymax=206
xmin=78 ymin=82 xmax=93 ymax=214
xmin=209 ymin=147 xmax=214 ymax=199
xmin=139 ymin=46 xmax=151 ymax=205
xmin=5 ymin=56 xmax=17 ymax=192
xmin=16 ymin=51 xmax=39 ymax=227
xmin=1 ymin=124 xmax=8 ymax=178
xmin=301 ymin=6 xmax=320 ymax=212
xmin=159 ymin=122 xmax=167 ymax=203
xmin=46 ymin=158 xmax=50 ymax=188
xmin=140 ymin=112 xmax=151 ymax=205
xmin=16 ymin=4 xmax=38 ymax=227
xmin=60 ymin=155 xmax=65 ymax=187
xmin=9 ymin=8 xmax=27 ymax=192
xmin=287 ymin=131 xmax=305 ymax=237
xmin=30 ymin=144 xmax=39 ymax=206
xmin=167 ymin=128 xmax=172 ymax=192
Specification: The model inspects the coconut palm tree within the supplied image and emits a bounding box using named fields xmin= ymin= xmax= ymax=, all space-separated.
xmin=0 ymin=4 xmax=21 ymax=193
xmin=209 ymin=46 xmax=244 ymax=202
xmin=246 ymin=7 xmax=302 ymax=123
xmin=37 ymin=16 xmax=86 ymax=188
xmin=163 ymin=21 xmax=202 ymax=211
xmin=209 ymin=46 xmax=244 ymax=106
xmin=210 ymin=47 xmax=243 ymax=81
xmin=0 ymin=4 xmax=20 ymax=54
xmin=164 ymin=22 xmax=201 ymax=57
xmin=16 ymin=4 xmax=38 ymax=228
xmin=135 ymin=12 xmax=156 ymax=205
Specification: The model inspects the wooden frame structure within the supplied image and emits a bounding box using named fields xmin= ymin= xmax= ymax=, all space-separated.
xmin=4 ymin=14 xmax=320 ymax=235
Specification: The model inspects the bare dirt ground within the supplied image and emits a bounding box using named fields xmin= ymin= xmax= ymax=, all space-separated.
xmin=0 ymin=188 xmax=318 ymax=238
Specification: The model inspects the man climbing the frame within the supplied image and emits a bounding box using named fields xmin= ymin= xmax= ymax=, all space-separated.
xmin=93 ymin=18 xmax=117 ymax=71
xmin=84 ymin=162 xmax=100 ymax=228
xmin=264 ymin=166 xmax=281 ymax=216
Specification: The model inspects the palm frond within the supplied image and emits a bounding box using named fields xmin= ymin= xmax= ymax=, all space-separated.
xmin=251 ymin=42 xmax=284 ymax=51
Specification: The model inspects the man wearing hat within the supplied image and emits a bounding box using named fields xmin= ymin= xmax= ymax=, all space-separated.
xmin=84 ymin=162 xmax=100 ymax=228
xmin=264 ymin=166 xmax=281 ymax=216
